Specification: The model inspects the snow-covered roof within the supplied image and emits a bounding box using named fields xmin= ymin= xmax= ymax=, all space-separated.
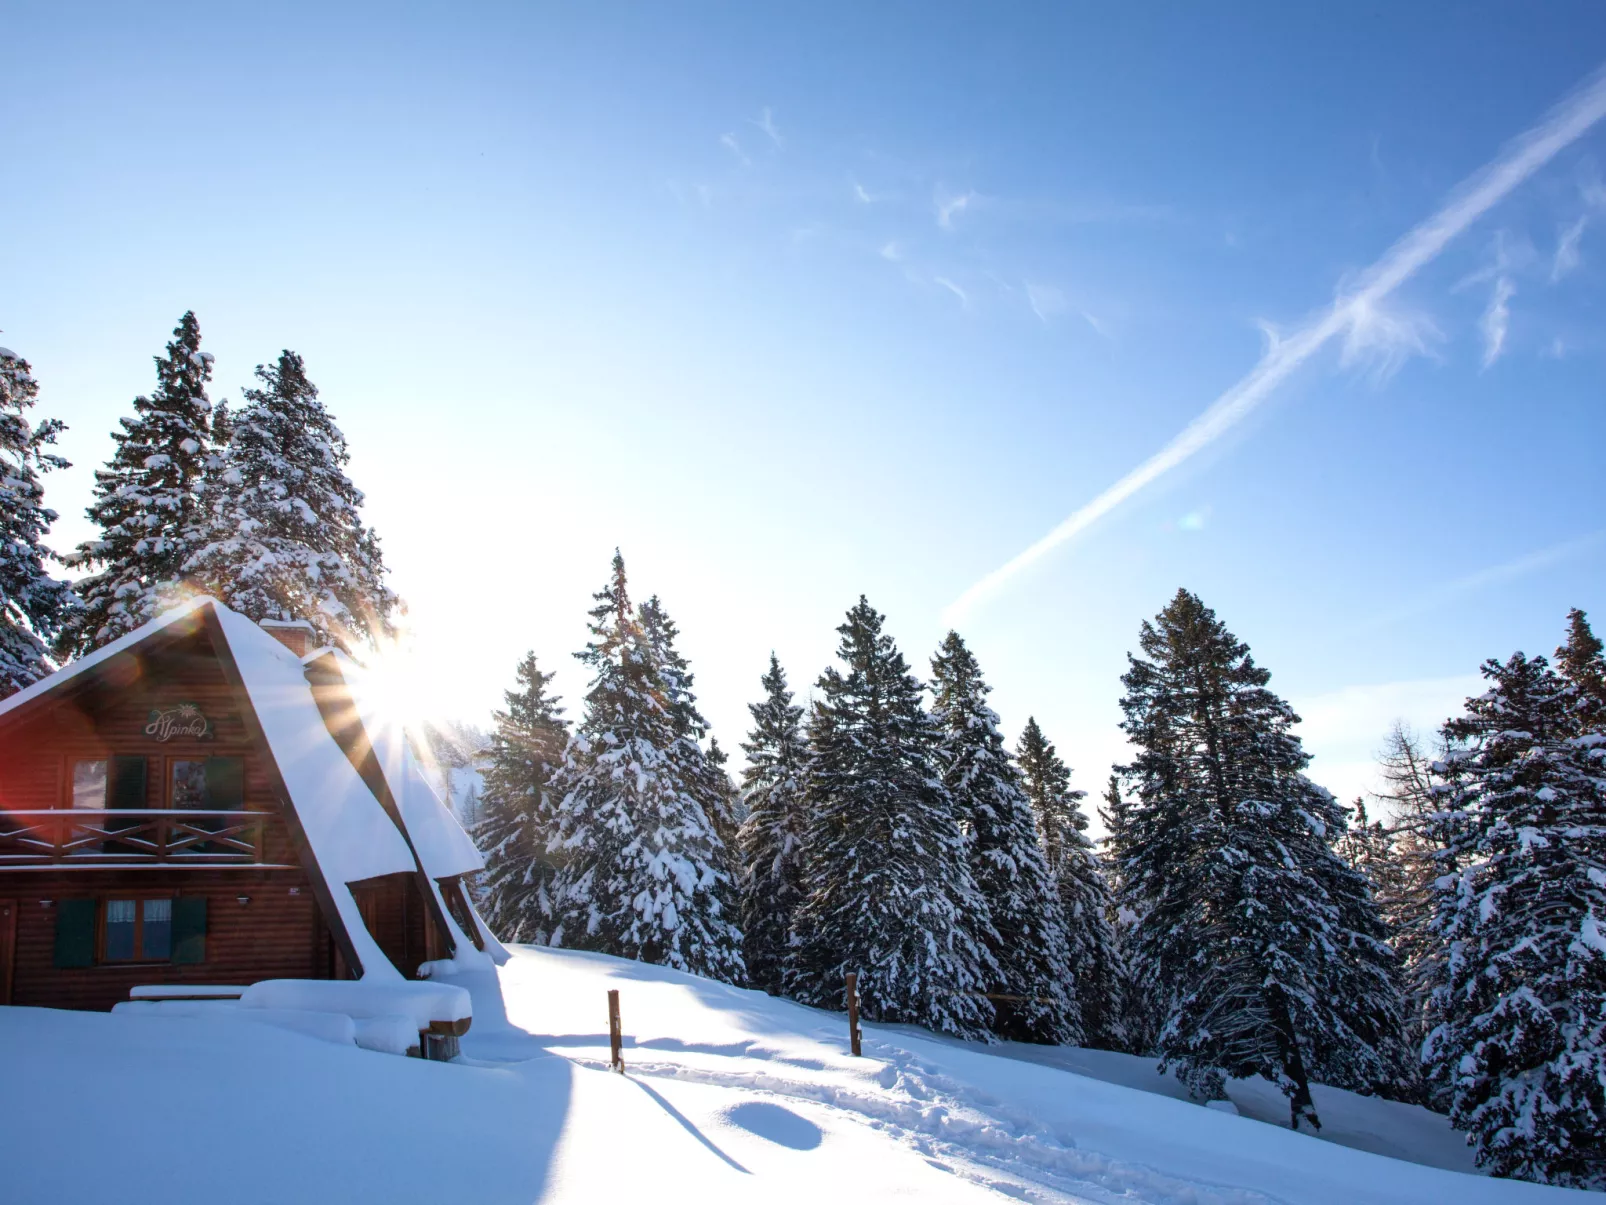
xmin=298 ymin=646 xmax=495 ymax=965
xmin=1 ymin=597 xmax=475 ymax=980
xmin=335 ymin=664 xmax=485 ymax=882
xmin=212 ymin=607 xmax=417 ymax=980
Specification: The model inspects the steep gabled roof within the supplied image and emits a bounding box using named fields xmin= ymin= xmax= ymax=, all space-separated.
xmin=0 ymin=597 xmax=418 ymax=980
xmin=301 ymin=647 xmax=499 ymax=966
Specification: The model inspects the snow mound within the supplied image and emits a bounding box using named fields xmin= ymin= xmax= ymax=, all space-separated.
xmin=240 ymin=978 xmax=471 ymax=1026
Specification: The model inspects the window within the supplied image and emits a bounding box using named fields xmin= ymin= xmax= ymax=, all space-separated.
xmin=169 ymin=757 xmax=245 ymax=809
xmin=52 ymin=897 xmax=205 ymax=969
xmin=170 ymin=760 xmax=207 ymax=808
xmin=102 ymin=898 xmax=173 ymax=962
xmin=71 ymin=760 xmax=108 ymax=809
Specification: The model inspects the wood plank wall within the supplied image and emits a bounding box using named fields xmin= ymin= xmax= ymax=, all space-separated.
xmin=3 ymin=869 xmax=332 ymax=1011
xmin=0 ymin=628 xmax=299 ymax=866
xmin=0 ymin=625 xmax=336 ymax=1008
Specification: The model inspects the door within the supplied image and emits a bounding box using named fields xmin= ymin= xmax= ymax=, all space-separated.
xmin=0 ymin=900 xmax=15 ymax=1005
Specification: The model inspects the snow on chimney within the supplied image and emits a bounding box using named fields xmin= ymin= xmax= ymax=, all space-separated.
xmin=259 ymin=619 xmax=317 ymax=658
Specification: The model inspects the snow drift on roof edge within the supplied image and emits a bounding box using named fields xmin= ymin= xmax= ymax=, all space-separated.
xmin=213 ymin=605 xmax=416 ymax=980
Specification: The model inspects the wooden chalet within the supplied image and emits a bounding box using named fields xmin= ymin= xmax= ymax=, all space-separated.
xmin=0 ymin=598 xmax=497 ymax=1013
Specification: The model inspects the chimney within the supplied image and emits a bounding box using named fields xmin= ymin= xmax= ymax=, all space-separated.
xmin=259 ymin=619 xmax=317 ymax=658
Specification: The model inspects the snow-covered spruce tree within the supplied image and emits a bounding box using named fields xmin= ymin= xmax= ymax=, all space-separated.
xmin=932 ymin=636 xmax=1078 ymax=1045
xmin=548 ymin=553 xmax=743 ymax=982
xmin=786 ymin=598 xmax=997 ymax=1039
xmin=0 ymin=346 xmax=77 ymax=697
xmin=1018 ymin=717 xmax=1128 ymax=1051
xmin=1098 ymin=772 xmax=1153 ymax=1052
xmin=186 ymin=351 xmax=395 ymax=651
xmin=1117 ymin=589 xmax=1403 ymax=1129
xmin=1557 ymin=608 xmax=1606 ymax=734
xmin=1424 ymin=652 xmax=1606 ymax=1188
xmin=1298 ymin=781 xmax=1415 ymax=1100
xmin=473 ymin=652 xmax=568 ymax=945
xmin=639 ymin=594 xmax=743 ymax=849
xmin=736 ymin=653 xmax=809 ymax=995
xmin=59 ymin=311 xmax=215 ymax=657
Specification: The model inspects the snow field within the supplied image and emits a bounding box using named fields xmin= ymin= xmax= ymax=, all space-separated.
xmin=2 ymin=944 xmax=1596 ymax=1204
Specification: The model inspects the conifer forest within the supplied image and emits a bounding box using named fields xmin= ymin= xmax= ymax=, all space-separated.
xmin=4 ymin=313 xmax=1606 ymax=1191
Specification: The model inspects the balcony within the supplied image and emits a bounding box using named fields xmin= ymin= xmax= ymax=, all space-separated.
xmin=0 ymin=810 xmax=270 ymax=866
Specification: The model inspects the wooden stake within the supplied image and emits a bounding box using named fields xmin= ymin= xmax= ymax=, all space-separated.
xmin=607 ymin=988 xmax=623 ymax=1072
xmin=845 ymin=971 xmax=862 ymax=1057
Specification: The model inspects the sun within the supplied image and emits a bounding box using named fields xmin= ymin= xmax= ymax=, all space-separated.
xmin=345 ymin=636 xmax=439 ymax=744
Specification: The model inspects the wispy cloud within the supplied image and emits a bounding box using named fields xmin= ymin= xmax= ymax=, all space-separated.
xmin=1025 ymin=282 xmax=1066 ymax=324
xmin=935 ymin=188 xmax=976 ymax=231
xmin=1552 ymin=214 xmax=1588 ymax=280
xmin=878 ymin=241 xmax=901 ymax=262
xmin=934 ymin=276 xmax=969 ymax=307
xmin=1479 ymin=276 xmax=1515 ymax=367
xmin=748 ymin=107 xmax=783 ymax=150
xmin=720 ymin=132 xmax=749 ymax=166
xmin=1337 ymin=296 xmax=1442 ymax=383
xmin=853 ymin=180 xmax=874 ymax=204
xmin=944 ymin=63 xmax=1606 ymax=624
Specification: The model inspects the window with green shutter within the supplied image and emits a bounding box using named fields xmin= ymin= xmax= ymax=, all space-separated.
xmin=108 ymin=756 xmax=147 ymax=809
xmin=203 ymin=758 xmax=244 ymax=809
xmin=171 ymin=896 xmax=207 ymax=964
xmin=53 ymin=899 xmax=96 ymax=968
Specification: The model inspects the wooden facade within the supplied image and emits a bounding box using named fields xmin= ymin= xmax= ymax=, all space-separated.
xmin=0 ymin=604 xmax=464 ymax=1011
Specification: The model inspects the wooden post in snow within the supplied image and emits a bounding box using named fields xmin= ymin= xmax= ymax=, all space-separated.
xmin=607 ymin=989 xmax=624 ymax=1072
xmin=845 ymin=971 xmax=862 ymax=1057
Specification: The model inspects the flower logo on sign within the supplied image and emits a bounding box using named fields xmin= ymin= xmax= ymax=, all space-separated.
xmin=145 ymin=703 xmax=213 ymax=742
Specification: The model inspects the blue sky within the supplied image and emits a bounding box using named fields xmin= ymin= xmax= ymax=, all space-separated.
xmin=7 ymin=4 xmax=1606 ymax=813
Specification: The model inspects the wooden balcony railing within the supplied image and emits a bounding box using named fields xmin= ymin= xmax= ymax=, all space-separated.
xmin=0 ymin=810 xmax=269 ymax=865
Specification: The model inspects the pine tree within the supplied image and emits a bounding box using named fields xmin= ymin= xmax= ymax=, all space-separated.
xmin=1364 ymin=720 xmax=1453 ymax=1097
xmin=639 ymin=594 xmax=742 ymax=849
xmin=1117 ymin=589 xmax=1404 ymax=1130
xmin=0 ymin=345 xmax=76 ymax=697
xmin=786 ymin=598 xmax=997 ymax=1039
xmin=1099 ymin=772 xmax=1153 ymax=1052
xmin=473 ymin=652 xmax=568 ymax=945
xmin=1018 ymin=717 xmax=1128 ymax=1051
xmin=186 ymin=351 xmax=395 ymax=652
xmin=932 ymin=636 xmax=1078 ymax=1044
xmin=1425 ymin=652 xmax=1606 ymax=1188
xmin=1300 ymin=782 xmax=1415 ymax=1099
xmin=736 ymin=653 xmax=808 ymax=995
xmin=1557 ymin=608 xmax=1606 ymax=734
xmin=59 ymin=312 xmax=215 ymax=656
xmin=548 ymin=553 xmax=743 ymax=982
xmin=706 ymin=737 xmax=747 ymax=843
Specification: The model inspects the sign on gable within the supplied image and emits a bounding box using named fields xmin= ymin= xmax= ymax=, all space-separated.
xmin=145 ymin=703 xmax=214 ymax=742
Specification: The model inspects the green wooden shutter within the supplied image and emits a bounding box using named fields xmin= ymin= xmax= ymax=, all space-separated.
xmin=109 ymin=756 xmax=147 ymax=809
xmin=171 ymin=896 xmax=207 ymax=964
xmin=204 ymin=758 xmax=244 ymax=809
xmin=53 ymin=899 xmax=96 ymax=968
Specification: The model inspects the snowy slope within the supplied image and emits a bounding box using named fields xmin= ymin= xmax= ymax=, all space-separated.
xmin=1 ymin=946 xmax=1592 ymax=1204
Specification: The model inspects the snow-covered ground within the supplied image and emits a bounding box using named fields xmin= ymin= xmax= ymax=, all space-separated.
xmin=2 ymin=946 xmax=1593 ymax=1204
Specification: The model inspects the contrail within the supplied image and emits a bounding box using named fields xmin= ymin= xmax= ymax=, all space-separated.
xmin=945 ymin=63 xmax=1606 ymax=625
xmin=1356 ymin=528 xmax=1606 ymax=634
